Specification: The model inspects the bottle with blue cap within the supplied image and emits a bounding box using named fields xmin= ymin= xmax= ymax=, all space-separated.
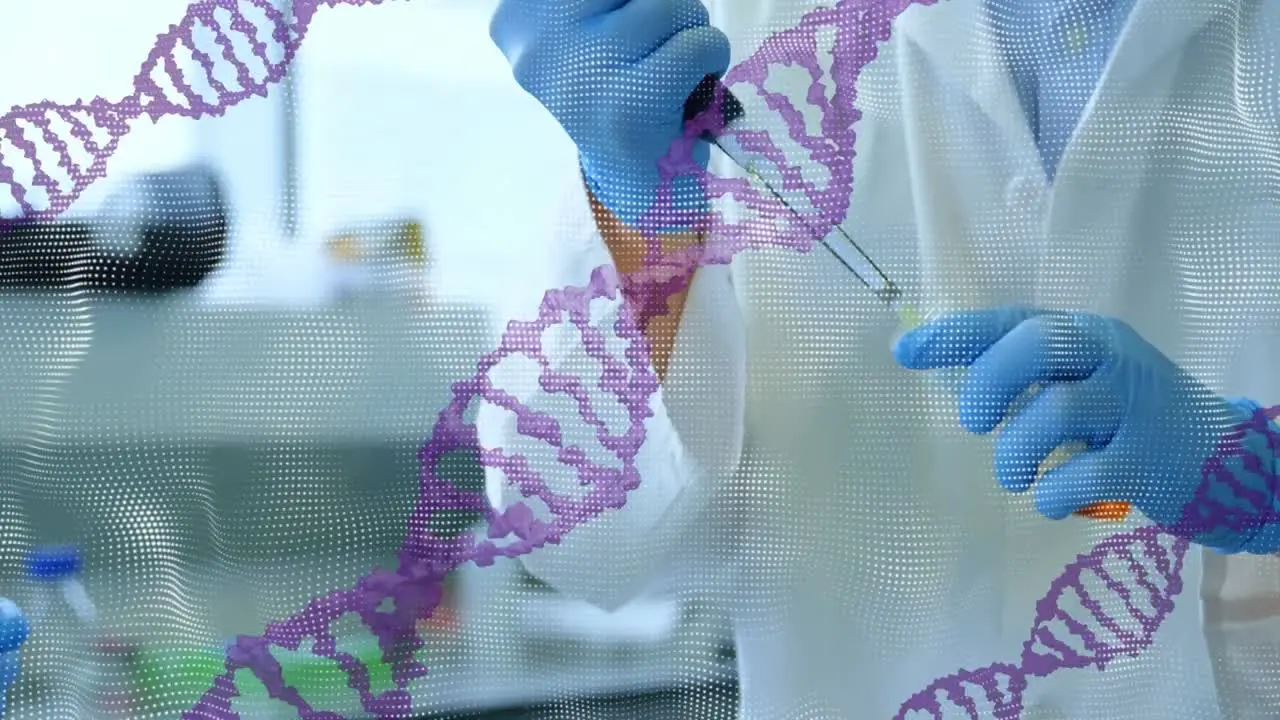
xmin=24 ymin=545 xmax=100 ymax=715
xmin=25 ymin=545 xmax=96 ymax=625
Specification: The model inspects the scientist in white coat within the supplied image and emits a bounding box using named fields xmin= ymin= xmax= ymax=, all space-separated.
xmin=485 ymin=0 xmax=1280 ymax=717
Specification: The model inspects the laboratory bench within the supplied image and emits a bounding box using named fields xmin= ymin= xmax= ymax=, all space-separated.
xmin=411 ymin=679 xmax=738 ymax=719
xmin=10 ymin=582 xmax=738 ymax=718
xmin=0 ymin=291 xmax=496 ymax=590
xmin=0 ymin=293 xmax=738 ymax=718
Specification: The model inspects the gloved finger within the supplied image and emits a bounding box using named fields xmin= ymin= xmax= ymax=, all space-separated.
xmin=491 ymin=0 xmax=625 ymax=51
xmin=959 ymin=312 xmax=1114 ymax=433
xmin=1032 ymin=451 xmax=1121 ymax=520
xmin=491 ymin=1 xmax=568 ymax=59
xmin=892 ymin=306 xmax=1046 ymax=371
xmin=994 ymin=380 xmax=1121 ymax=493
xmin=620 ymin=25 xmax=732 ymax=131
xmin=591 ymin=0 xmax=712 ymax=60
xmin=645 ymin=24 xmax=732 ymax=88
xmin=0 ymin=599 xmax=27 ymax=654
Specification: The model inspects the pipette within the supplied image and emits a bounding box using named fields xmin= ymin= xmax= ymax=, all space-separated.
xmin=684 ymin=76 xmax=1130 ymax=521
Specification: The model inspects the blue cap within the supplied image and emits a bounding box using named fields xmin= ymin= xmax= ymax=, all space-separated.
xmin=24 ymin=546 xmax=81 ymax=580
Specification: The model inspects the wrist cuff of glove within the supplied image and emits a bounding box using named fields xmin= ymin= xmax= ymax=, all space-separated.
xmin=579 ymin=157 xmax=712 ymax=233
xmin=1200 ymin=397 xmax=1280 ymax=554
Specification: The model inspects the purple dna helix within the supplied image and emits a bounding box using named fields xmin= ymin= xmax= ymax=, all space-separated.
xmin=0 ymin=0 xmax=393 ymax=230
xmin=893 ymin=404 xmax=1280 ymax=720
xmin=892 ymin=529 xmax=1187 ymax=719
xmin=183 ymin=1 xmax=938 ymax=716
xmin=9 ymin=0 xmax=1273 ymax=717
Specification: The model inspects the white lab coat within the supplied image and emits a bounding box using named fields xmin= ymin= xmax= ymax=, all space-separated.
xmin=481 ymin=0 xmax=1280 ymax=717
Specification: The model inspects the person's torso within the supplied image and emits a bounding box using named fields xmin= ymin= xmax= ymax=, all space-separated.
xmin=702 ymin=0 xmax=1280 ymax=717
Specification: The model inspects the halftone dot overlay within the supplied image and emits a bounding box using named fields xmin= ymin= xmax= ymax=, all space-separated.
xmin=2 ymin=0 xmax=1278 ymax=718
xmin=0 ymin=0 xmax=313 ymax=227
xmin=894 ymin=404 xmax=1280 ymax=719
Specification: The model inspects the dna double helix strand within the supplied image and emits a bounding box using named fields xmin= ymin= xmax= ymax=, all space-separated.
xmin=0 ymin=0 xmax=395 ymax=229
xmin=8 ymin=0 xmax=1272 ymax=717
xmin=892 ymin=528 xmax=1190 ymax=719
xmin=189 ymin=1 xmax=943 ymax=716
xmin=892 ymin=405 xmax=1280 ymax=719
xmin=619 ymin=0 xmax=919 ymax=330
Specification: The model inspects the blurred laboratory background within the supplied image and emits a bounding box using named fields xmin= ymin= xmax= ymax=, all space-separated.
xmin=0 ymin=0 xmax=736 ymax=717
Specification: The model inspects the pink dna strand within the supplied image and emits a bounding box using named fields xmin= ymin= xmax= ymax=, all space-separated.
xmin=0 ymin=0 xmax=393 ymax=229
xmin=621 ymin=0 xmax=917 ymax=328
xmin=892 ymin=405 xmax=1280 ymax=720
xmin=9 ymin=0 xmax=1273 ymax=718
xmin=891 ymin=528 xmax=1190 ymax=720
xmin=186 ymin=1 xmax=941 ymax=716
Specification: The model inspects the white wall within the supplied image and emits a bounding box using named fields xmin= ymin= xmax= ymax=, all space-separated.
xmin=292 ymin=0 xmax=575 ymax=322
xmin=0 ymin=0 xmax=199 ymax=217
xmin=0 ymin=0 xmax=574 ymax=327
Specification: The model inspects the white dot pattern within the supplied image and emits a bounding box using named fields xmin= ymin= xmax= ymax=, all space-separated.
xmin=2 ymin=0 xmax=1280 ymax=718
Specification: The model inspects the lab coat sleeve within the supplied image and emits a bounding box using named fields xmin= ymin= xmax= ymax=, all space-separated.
xmin=477 ymin=178 xmax=747 ymax=612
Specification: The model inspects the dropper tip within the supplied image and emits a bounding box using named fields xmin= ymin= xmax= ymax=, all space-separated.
xmin=877 ymin=282 xmax=903 ymax=308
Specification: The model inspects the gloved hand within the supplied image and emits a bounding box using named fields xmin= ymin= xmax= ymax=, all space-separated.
xmin=490 ymin=0 xmax=731 ymax=227
xmin=892 ymin=306 xmax=1278 ymax=551
xmin=0 ymin=598 xmax=28 ymax=715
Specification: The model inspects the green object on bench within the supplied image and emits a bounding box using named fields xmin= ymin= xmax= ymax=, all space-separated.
xmin=133 ymin=634 xmax=398 ymax=714
xmin=129 ymin=441 xmax=485 ymax=715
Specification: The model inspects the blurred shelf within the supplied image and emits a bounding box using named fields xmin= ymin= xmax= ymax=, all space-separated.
xmin=0 ymin=293 xmax=492 ymax=443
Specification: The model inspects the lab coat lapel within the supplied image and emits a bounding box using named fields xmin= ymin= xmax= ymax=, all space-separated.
xmin=893 ymin=0 xmax=1046 ymax=316
xmin=895 ymin=0 xmax=1038 ymax=159
xmin=894 ymin=0 xmax=1229 ymax=166
xmin=1061 ymin=0 xmax=1228 ymax=174
xmin=1105 ymin=0 xmax=1231 ymax=91
xmin=1042 ymin=0 xmax=1230 ymax=313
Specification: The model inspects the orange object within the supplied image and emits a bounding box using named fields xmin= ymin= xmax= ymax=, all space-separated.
xmin=1036 ymin=440 xmax=1131 ymax=522
xmin=1075 ymin=501 xmax=1132 ymax=521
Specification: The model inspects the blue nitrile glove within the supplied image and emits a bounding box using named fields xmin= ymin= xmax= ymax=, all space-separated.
xmin=892 ymin=306 xmax=1280 ymax=553
xmin=490 ymin=0 xmax=731 ymax=227
xmin=0 ymin=598 xmax=29 ymax=715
